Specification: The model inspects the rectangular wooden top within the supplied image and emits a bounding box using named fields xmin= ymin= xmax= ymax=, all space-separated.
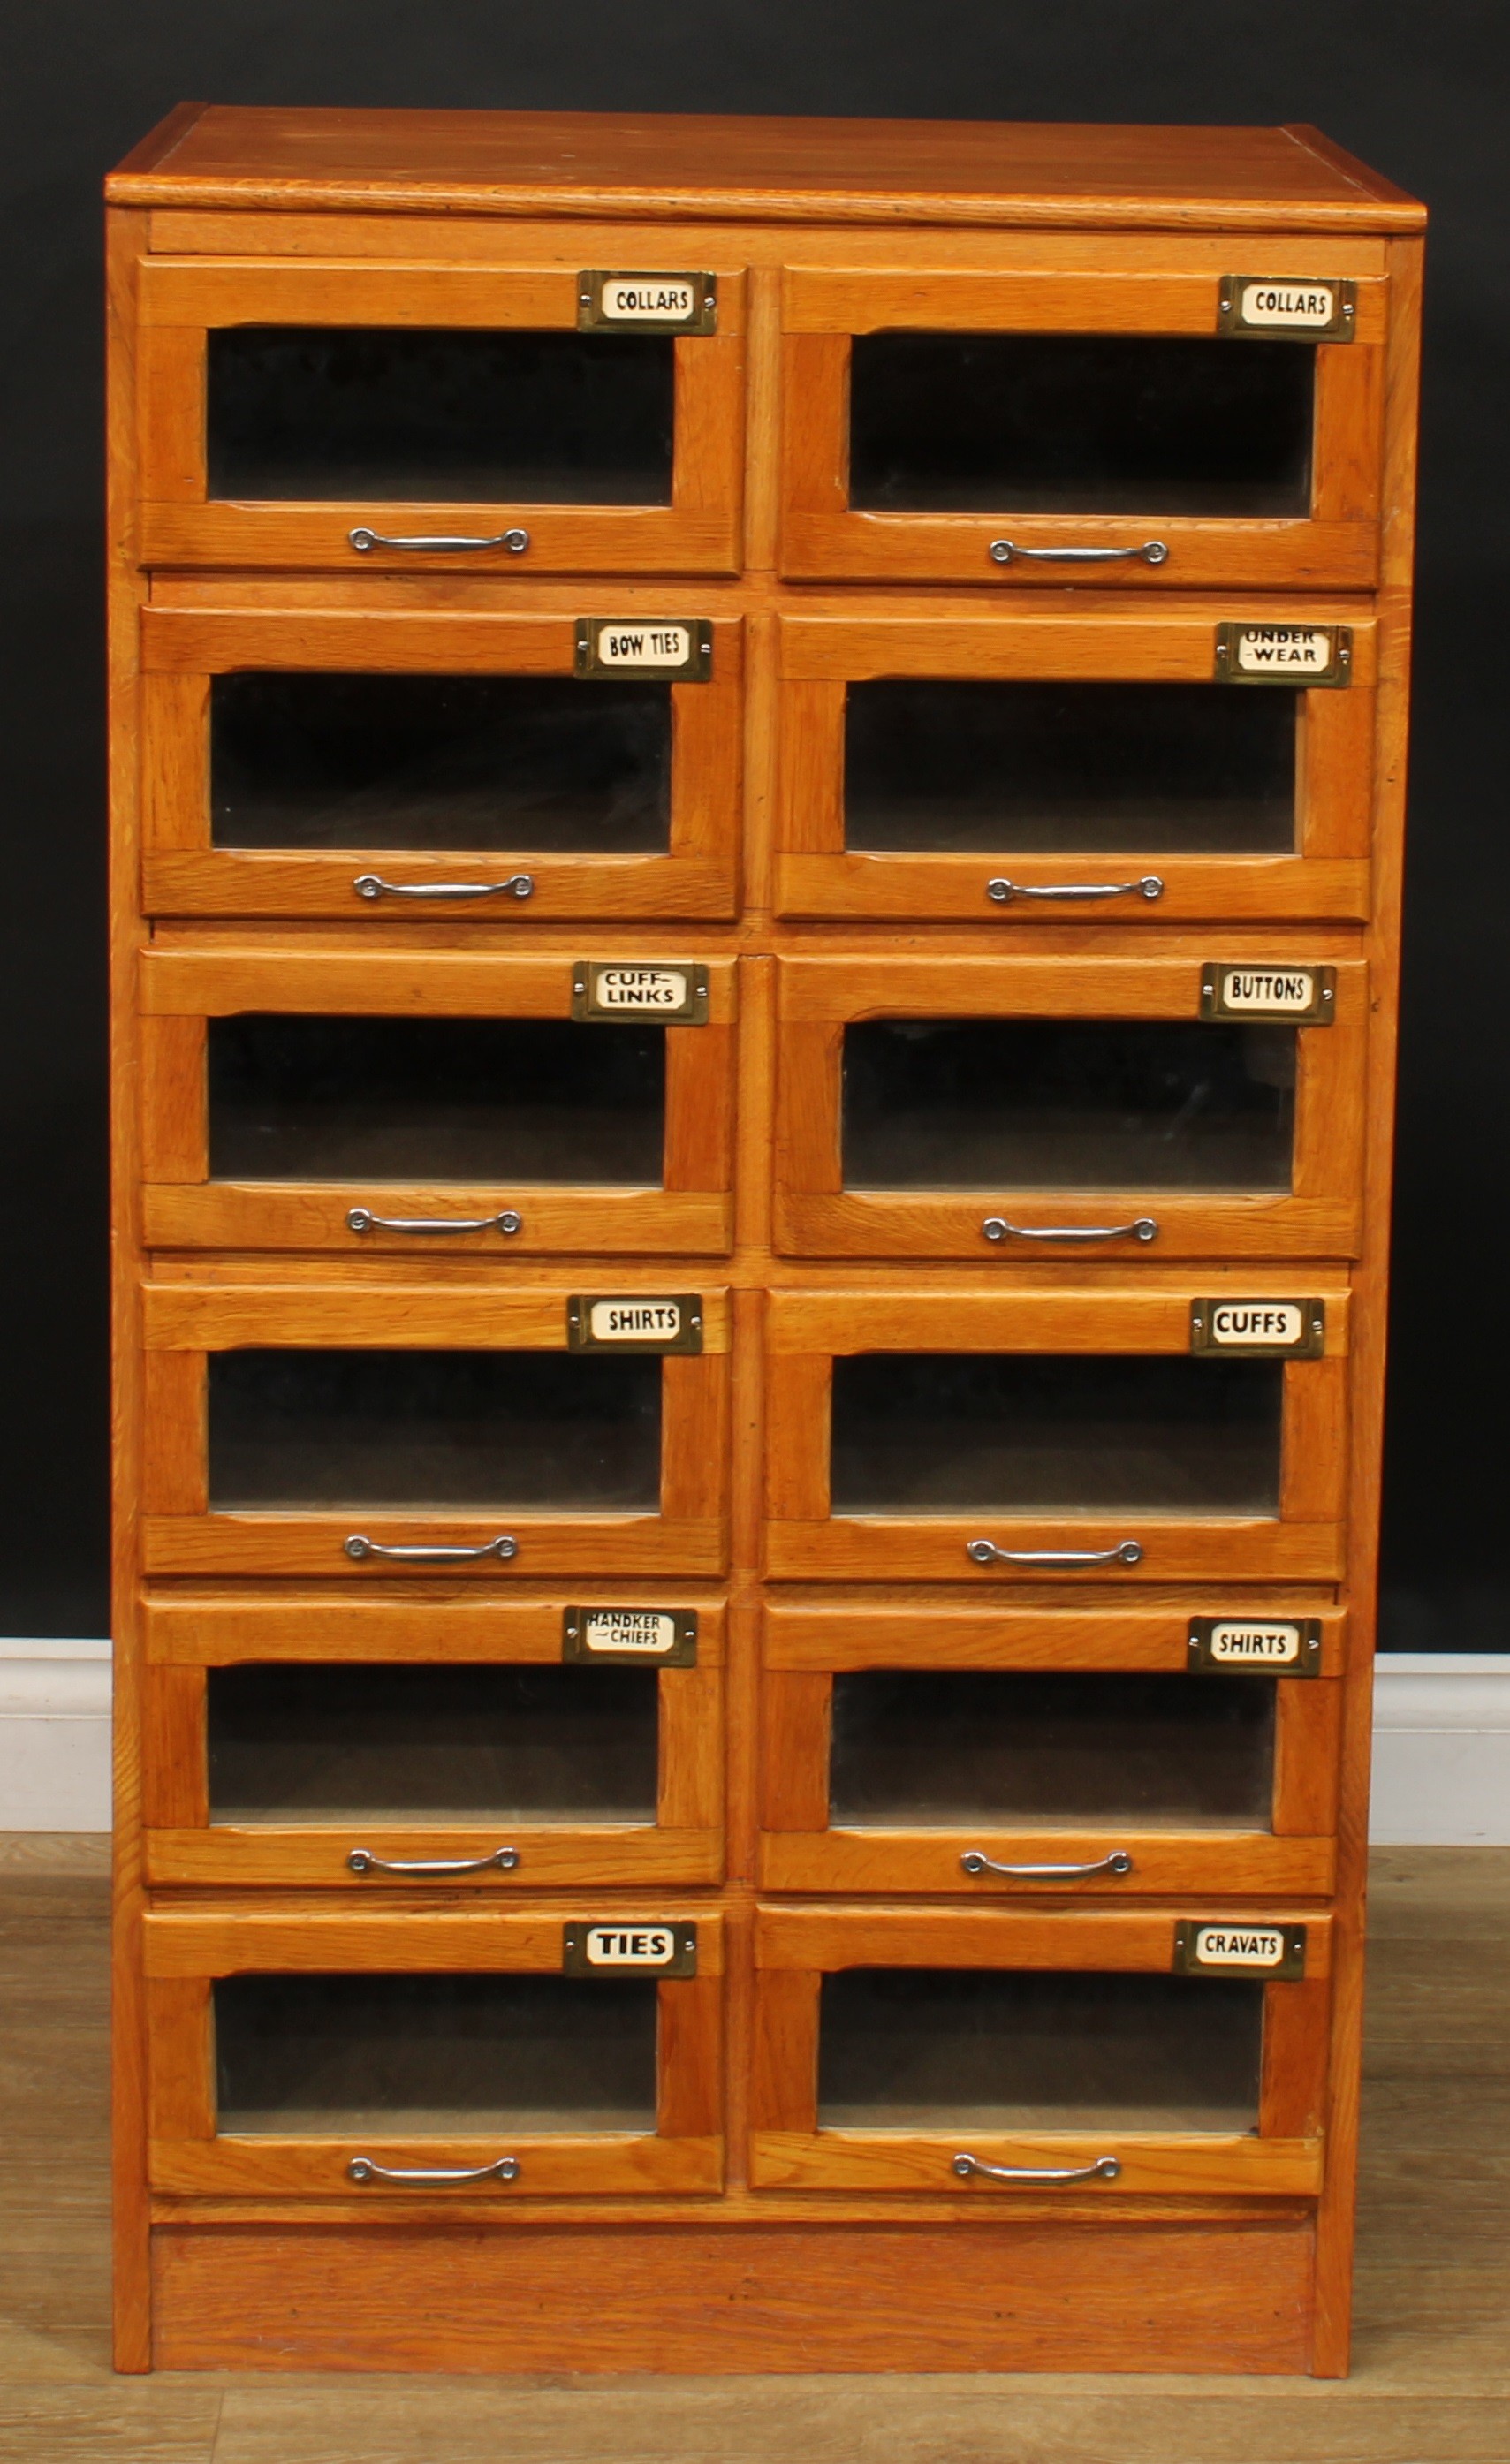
xmin=108 ymin=106 xmax=1423 ymax=231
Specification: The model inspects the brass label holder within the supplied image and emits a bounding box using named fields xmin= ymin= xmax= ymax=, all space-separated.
xmin=562 ymin=1920 xmax=699 ymax=1976
xmin=574 ymin=618 xmax=713 ymax=680
xmin=562 ymin=1607 xmax=699 ymax=1666
xmin=577 ymin=271 xmax=717 ymax=333
xmin=1214 ymin=622 xmax=1352 ymax=686
xmin=566 ymin=1294 xmax=703 ymax=1353
xmin=1188 ymin=1616 xmax=1324 ymax=1675
xmin=1190 ymin=1299 xmax=1326 ymax=1359
xmin=572 ymin=962 xmax=709 ymax=1024
xmin=1173 ymin=1920 xmax=1308 ymax=1981
xmin=1217 ymin=276 xmax=1356 ymax=339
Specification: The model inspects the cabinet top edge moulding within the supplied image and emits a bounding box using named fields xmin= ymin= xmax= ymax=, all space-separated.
xmin=109 ymin=105 xmax=1426 ymax=231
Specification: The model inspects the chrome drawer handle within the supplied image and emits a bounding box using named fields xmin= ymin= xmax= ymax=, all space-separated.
xmin=344 ymin=1535 xmax=519 ymax=1563
xmin=983 ymin=1217 xmax=1157 ymax=1247
xmin=349 ymin=527 xmax=530 ymax=556
xmin=952 ymin=2152 xmax=1120 ymax=2185
xmin=960 ymin=1849 xmax=1134 ymax=1881
xmin=986 ymin=876 xmax=1164 ymax=905
xmin=967 ymin=1538 xmax=1143 ymax=1569
xmin=347 ymin=1208 xmax=523 ymax=1238
xmin=989 ymin=539 xmax=1167 ymax=566
xmin=348 ymin=2155 xmax=520 ymax=2186
xmin=353 ymin=874 xmax=534 ymax=903
xmin=347 ymin=1846 xmax=520 ymax=1876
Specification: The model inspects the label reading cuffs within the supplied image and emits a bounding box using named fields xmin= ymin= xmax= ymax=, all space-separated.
xmin=562 ymin=1606 xmax=698 ymax=1665
xmin=1214 ymin=622 xmax=1351 ymax=686
xmin=562 ymin=1920 xmax=698 ymax=1978
xmin=574 ymin=619 xmax=713 ymax=681
xmin=1173 ymin=1920 xmax=1307 ymax=1981
xmin=1217 ymin=276 xmax=1356 ymax=340
xmin=578 ymin=270 xmax=717 ymax=333
xmin=566 ymin=1293 xmax=703 ymax=1353
xmin=1200 ymin=963 xmax=1335 ymax=1025
xmin=572 ymin=963 xmax=709 ymax=1024
xmin=1188 ymin=1616 xmax=1322 ymax=1675
xmin=1190 ymin=1298 xmax=1325 ymax=1358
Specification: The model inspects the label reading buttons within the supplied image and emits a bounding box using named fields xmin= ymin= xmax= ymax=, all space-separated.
xmin=1200 ymin=964 xmax=1335 ymax=1024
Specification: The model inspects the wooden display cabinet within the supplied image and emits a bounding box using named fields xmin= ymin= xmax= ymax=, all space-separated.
xmin=110 ymin=108 xmax=1422 ymax=2377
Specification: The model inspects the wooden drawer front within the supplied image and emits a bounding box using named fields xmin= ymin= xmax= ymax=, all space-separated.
xmin=140 ymin=946 xmax=736 ymax=1258
xmin=774 ymin=953 xmax=1364 ymax=1262
xmin=140 ymin=607 xmax=741 ymax=921
xmin=144 ymin=1906 xmax=723 ymax=2197
xmin=764 ymin=1284 xmax=1348 ymax=1584
xmin=779 ymin=263 xmax=1384 ymax=588
xmin=752 ymin=1904 xmax=1329 ymax=2197
xmin=774 ymin=610 xmax=1377 ymax=924
xmin=137 ymin=258 xmax=745 ymax=574
xmin=140 ymin=1280 xmax=729 ymax=1578
xmin=143 ymin=1593 xmax=725 ymax=1890
xmin=758 ymin=1598 xmax=1342 ymax=1895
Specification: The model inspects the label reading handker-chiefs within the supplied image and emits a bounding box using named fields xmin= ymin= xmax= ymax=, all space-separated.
xmin=562 ymin=1606 xmax=698 ymax=1666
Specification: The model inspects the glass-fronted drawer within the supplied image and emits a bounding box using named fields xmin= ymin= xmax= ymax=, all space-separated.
xmin=140 ymin=606 xmax=740 ymax=918
xmin=774 ymin=608 xmax=1376 ymax=922
xmin=136 ymin=257 xmax=744 ymax=572
xmin=759 ymin=1598 xmax=1343 ymax=1894
xmin=773 ymin=952 xmax=1363 ymax=1260
xmin=140 ymin=1280 xmax=728 ymax=1578
xmin=751 ymin=1905 xmax=1328 ymax=2196
xmin=144 ymin=1907 xmax=723 ymax=2195
xmin=140 ymin=945 xmax=735 ymax=1256
xmin=779 ymin=260 xmax=1384 ymax=586
xmin=763 ymin=1285 xmax=1347 ymax=1583
xmin=142 ymin=1593 xmax=723 ymax=1888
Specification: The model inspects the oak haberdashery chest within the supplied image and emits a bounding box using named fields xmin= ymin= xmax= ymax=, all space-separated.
xmin=105 ymin=106 xmax=1423 ymax=2375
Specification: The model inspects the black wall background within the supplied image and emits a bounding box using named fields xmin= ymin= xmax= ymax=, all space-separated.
xmin=2 ymin=2 xmax=1505 ymax=1640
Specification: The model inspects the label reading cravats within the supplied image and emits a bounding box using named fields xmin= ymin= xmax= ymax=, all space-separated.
xmin=562 ymin=1921 xmax=698 ymax=1976
xmin=1188 ymin=1617 xmax=1322 ymax=1675
xmin=562 ymin=1607 xmax=698 ymax=1665
xmin=1173 ymin=1920 xmax=1307 ymax=1979
xmin=572 ymin=963 xmax=709 ymax=1023
xmin=1214 ymin=623 xmax=1351 ymax=686
xmin=578 ymin=271 xmax=717 ymax=332
xmin=1190 ymin=1299 xmax=1324 ymax=1358
xmin=1217 ymin=277 xmax=1355 ymax=339
xmin=566 ymin=1294 xmax=703 ymax=1353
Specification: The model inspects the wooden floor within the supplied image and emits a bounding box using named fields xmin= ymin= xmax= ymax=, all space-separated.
xmin=2 ymin=1837 xmax=1505 ymax=2461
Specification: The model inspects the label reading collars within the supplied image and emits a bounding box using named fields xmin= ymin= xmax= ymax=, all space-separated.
xmin=1217 ymin=277 xmax=1356 ymax=339
xmin=574 ymin=619 xmax=713 ymax=680
xmin=1188 ymin=1617 xmax=1323 ymax=1675
xmin=1214 ymin=623 xmax=1351 ymax=686
xmin=562 ymin=1921 xmax=698 ymax=1976
xmin=1190 ymin=1298 xmax=1325 ymax=1358
xmin=1200 ymin=964 xmax=1335 ymax=1025
xmin=562 ymin=1606 xmax=699 ymax=1666
xmin=572 ymin=963 xmax=709 ymax=1024
xmin=566 ymin=1293 xmax=703 ymax=1353
xmin=578 ymin=271 xmax=717 ymax=333
xmin=1173 ymin=1921 xmax=1308 ymax=1980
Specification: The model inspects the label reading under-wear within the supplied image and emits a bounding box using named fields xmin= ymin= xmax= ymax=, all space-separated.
xmin=1214 ymin=622 xmax=1351 ymax=686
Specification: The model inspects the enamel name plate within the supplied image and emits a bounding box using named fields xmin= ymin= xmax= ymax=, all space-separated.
xmin=1217 ymin=277 xmax=1356 ymax=340
xmin=1200 ymin=963 xmax=1335 ymax=1024
xmin=1190 ymin=1299 xmax=1325 ymax=1359
xmin=1188 ymin=1616 xmax=1323 ymax=1675
xmin=578 ymin=270 xmax=717 ymax=333
xmin=574 ymin=618 xmax=713 ymax=681
xmin=573 ymin=963 xmax=709 ymax=1024
xmin=562 ymin=1921 xmax=698 ymax=1977
xmin=566 ymin=1293 xmax=703 ymax=1353
xmin=562 ymin=1606 xmax=698 ymax=1666
xmin=1214 ymin=622 xmax=1351 ymax=686
xmin=1173 ymin=1921 xmax=1307 ymax=1981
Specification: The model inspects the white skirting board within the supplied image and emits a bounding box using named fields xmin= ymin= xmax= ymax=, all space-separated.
xmin=0 ymin=1641 xmax=1507 ymax=1844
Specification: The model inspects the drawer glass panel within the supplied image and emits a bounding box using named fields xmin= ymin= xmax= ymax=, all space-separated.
xmin=215 ymin=1972 xmax=657 ymax=2133
xmin=208 ymin=327 xmax=675 ymax=505
xmin=208 ymin=1663 xmax=658 ymax=1823
xmin=844 ymin=681 xmax=1295 ymax=857
xmin=818 ymin=1968 xmax=1262 ymax=2131
xmin=829 ymin=1672 xmax=1274 ymax=1828
xmin=848 ymin=334 xmax=1313 ymax=517
xmin=208 ymin=1349 xmax=661 ymax=1511
xmin=208 ymin=1015 xmax=666 ymax=1185
xmin=830 ymin=1355 xmax=1281 ymax=1515
xmin=211 ymin=673 xmax=671 ymax=854
xmin=842 ymin=1020 xmax=1294 ymax=1192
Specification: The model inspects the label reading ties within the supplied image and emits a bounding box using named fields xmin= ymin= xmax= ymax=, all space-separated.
xmin=1188 ymin=1616 xmax=1323 ymax=1675
xmin=1190 ymin=1298 xmax=1325 ymax=1359
xmin=1217 ymin=276 xmax=1356 ymax=340
xmin=566 ymin=1294 xmax=703 ymax=1353
xmin=577 ymin=271 xmax=717 ymax=333
xmin=572 ymin=963 xmax=709 ymax=1025
xmin=1200 ymin=964 xmax=1335 ymax=1025
xmin=562 ymin=1607 xmax=698 ymax=1666
xmin=562 ymin=1921 xmax=698 ymax=1977
xmin=573 ymin=619 xmax=713 ymax=680
xmin=1214 ymin=622 xmax=1351 ymax=686
xmin=1173 ymin=1921 xmax=1308 ymax=1981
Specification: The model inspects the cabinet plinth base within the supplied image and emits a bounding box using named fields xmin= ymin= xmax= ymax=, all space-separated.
xmin=151 ymin=2219 xmax=1316 ymax=2374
